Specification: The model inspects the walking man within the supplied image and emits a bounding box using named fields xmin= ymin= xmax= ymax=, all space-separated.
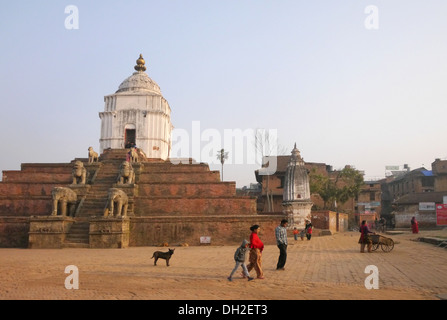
xmin=275 ymin=219 xmax=288 ymax=270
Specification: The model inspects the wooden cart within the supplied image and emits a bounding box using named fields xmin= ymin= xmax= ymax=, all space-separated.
xmin=370 ymin=234 xmax=394 ymax=252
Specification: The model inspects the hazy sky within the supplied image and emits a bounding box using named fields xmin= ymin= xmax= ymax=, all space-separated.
xmin=1 ymin=1 xmax=446 ymax=187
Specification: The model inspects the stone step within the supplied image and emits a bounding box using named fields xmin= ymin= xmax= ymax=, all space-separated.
xmin=66 ymin=233 xmax=89 ymax=239
xmin=65 ymin=221 xmax=90 ymax=244
xmin=82 ymin=198 xmax=134 ymax=205
xmin=71 ymin=155 xmax=138 ymax=219
xmin=78 ymin=209 xmax=105 ymax=215
xmin=66 ymin=235 xmax=89 ymax=241
xmin=76 ymin=207 xmax=134 ymax=218
xmin=83 ymin=195 xmax=109 ymax=200
xmin=62 ymin=242 xmax=90 ymax=248
xmin=87 ymin=188 xmax=110 ymax=192
xmin=85 ymin=194 xmax=111 ymax=199
xmin=82 ymin=201 xmax=134 ymax=207
xmin=95 ymin=173 xmax=118 ymax=177
xmin=92 ymin=180 xmax=118 ymax=186
xmin=69 ymin=222 xmax=89 ymax=229
xmin=78 ymin=210 xmax=105 ymax=216
xmin=93 ymin=178 xmax=118 ymax=182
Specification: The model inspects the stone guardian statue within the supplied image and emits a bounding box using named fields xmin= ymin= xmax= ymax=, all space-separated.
xmin=51 ymin=187 xmax=78 ymax=216
xmin=103 ymin=188 xmax=129 ymax=217
xmin=117 ymin=161 xmax=135 ymax=185
xmin=72 ymin=160 xmax=87 ymax=185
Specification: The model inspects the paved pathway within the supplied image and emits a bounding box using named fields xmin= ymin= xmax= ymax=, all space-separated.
xmin=0 ymin=229 xmax=446 ymax=300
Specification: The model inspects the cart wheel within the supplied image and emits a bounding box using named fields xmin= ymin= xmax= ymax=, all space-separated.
xmin=372 ymin=243 xmax=380 ymax=251
xmin=381 ymin=239 xmax=394 ymax=252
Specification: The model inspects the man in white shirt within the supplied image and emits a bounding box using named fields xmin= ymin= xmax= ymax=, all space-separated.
xmin=275 ymin=219 xmax=288 ymax=270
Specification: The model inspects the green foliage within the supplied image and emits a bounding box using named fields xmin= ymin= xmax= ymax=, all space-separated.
xmin=309 ymin=166 xmax=364 ymax=210
xmin=216 ymin=149 xmax=229 ymax=180
xmin=216 ymin=149 xmax=229 ymax=165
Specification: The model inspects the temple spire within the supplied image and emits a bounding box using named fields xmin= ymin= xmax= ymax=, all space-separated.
xmin=291 ymin=142 xmax=302 ymax=161
xmin=134 ymin=54 xmax=147 ymax=72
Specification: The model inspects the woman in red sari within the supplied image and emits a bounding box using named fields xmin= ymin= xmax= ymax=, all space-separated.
xmin=247 ymin=225 xmax=264 ymax=279
xmin=358 ymin=220 xmax=374 ymax=253
xmin=411 ymin=217 xmax=419 ymax=233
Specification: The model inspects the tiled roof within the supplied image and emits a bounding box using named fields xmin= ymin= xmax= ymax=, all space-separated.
xmin=394 ymin=191 xmax=446 ymax=204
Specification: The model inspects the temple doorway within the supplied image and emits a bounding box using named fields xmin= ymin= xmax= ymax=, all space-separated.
xmin=125 ymin=129 xmax=136 ymax=148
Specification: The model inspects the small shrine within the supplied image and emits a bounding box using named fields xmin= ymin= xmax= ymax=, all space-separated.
xmin=282 ymin=143 xmax=313 ymax=229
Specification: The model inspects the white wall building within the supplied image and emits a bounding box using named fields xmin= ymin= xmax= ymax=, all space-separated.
xmin=99 ymin=54 xmax=173 ymax=160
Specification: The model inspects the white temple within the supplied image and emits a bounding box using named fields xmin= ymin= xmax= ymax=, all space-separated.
xmin=99 ymin=54 xmax=173 ymax=160
xmin=282 ymin=143 xmax=313 ymax=229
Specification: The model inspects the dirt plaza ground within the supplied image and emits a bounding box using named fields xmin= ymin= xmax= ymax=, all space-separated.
xmin=1 ymin=229 xmax=446 ymax=300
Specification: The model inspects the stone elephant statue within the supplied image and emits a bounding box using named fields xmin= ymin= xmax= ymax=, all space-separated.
xmin=117 ymin=161 xmax=135 ymax=185
xmin=52 ymin=187 xmax=78 ymax=216
xmin=103 ymin=188 xmax=128 ymax=217
xmin=72 ymin=160 xmax=87 ymax=185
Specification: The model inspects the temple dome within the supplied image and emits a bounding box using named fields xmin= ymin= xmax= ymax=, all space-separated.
xmin=115 ymin=54 xmax=161 ymax=94
xmin=116 ymin=72 xmax=161 ymax=94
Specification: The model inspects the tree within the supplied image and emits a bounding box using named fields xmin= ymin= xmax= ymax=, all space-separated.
xmin=216 ymin=148 xmax=229 ymax=181
xmin=309 ymin=166 xmax=364 ymax=210
xmin=253 ymin=129 xmax=288 ymax=212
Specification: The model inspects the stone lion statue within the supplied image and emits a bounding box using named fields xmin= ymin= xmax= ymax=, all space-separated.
xmin=51 ymin=187 xmax=77 ymax=216
xmin=103 ymin=188 xmax=128 ymax=217
xmin=130 ymin=147 xmax=139 ymax=163
xmin=72 ymin=160 xmax=86 ymax=185
xmin=117 ymin=161 xmax=135 ymax=185
xmin=88 ymin=147 xmax=99 ymax=163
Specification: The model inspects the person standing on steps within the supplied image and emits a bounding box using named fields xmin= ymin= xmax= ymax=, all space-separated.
xmin=275 ymin=219 xmax=288 ymax=270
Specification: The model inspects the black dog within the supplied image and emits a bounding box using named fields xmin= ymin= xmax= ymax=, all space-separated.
xmin=151 ymin=248 xmax=175 ymax=266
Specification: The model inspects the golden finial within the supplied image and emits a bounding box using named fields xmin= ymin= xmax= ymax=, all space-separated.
xmin=134 ymin=54 xmax=147 ymax=72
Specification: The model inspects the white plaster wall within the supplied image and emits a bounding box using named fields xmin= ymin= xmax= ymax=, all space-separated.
xmin=283 ymin=164 xmax=311 ymax=202
xmin=99 ymin=92 xmax=172 ymax=159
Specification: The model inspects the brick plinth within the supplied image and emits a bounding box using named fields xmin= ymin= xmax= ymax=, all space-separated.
xmin=28 ymin=216 xmax=75 ymax=249
xmin=130 ymin=214 xmax=287 ymax=246
xmin=89 ymin=217 xmax=130 ymax=248
xmin=0 ymin=150 xmax=284 ymax=248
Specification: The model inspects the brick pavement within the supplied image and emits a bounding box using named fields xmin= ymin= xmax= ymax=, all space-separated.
xmin=0 ymin=229 xmax=446 ymax=300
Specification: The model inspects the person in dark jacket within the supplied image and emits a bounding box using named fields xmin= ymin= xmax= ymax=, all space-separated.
xmin=227 ymin=239 xmax=254 ymax=281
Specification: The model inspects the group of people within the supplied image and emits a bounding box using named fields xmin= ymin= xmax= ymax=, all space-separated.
xmin=125 ymin=141 xmax=136 ymax=149
xmin=229 ymin=215 xmax=422 ymax=280
xmin=227 ymin=219 xmax=313 ymax=281
xmin=358 ymin=216 xmax=420 ymax=253
xmin=227 ymin=224 xmax=265 ymax=281
xmin=293 ymin=220 xmax=313 ymax=241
